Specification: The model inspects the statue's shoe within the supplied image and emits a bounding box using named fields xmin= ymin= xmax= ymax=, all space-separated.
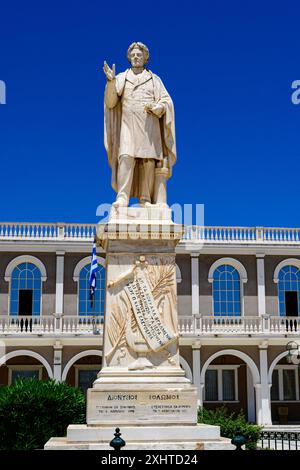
xmin=112 ymin=198 xmax=128 ymax=208
xmin=139 ymin=201 xmax=152 ymax=208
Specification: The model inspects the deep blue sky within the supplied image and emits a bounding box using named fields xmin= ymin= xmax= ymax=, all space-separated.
xmin=1 ymin=1 xmax=299 ymax=226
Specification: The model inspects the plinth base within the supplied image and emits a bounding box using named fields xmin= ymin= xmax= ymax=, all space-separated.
xmin=108 ymin=205 xmax=173 ymax=225
xmin=86 ymin=380 xmax=197 ymax=426
xmin=45 ymin=424 xmax=234 ymax=450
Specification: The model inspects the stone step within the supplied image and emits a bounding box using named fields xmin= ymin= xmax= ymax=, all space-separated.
xmin=45 ymin=435 xmax=234 ymax=451
xmin=66 ymin=423 xmax=221 ymax=442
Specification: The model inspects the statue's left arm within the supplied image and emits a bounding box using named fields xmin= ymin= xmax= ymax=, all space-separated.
xmin=152 ymin=75 xmax=177 ymax=168
xmin=148 ymin=76 xmax=173 ymax=118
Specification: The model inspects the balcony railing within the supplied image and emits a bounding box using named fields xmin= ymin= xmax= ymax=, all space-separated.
xmin=0 ymin=316 xmax=104 ymax=335
xmin=1 ymin=315 xmax=300 ymax=336
xmin=0 ymin=316 xmax=56 ymax=334
xmin=0 ymin=223 xmax=96 ymax=241
xmin=1 ymin=222 xmax=300 ymax=244
xmin=177 ymin=315 xmax=300 ymax=335
xmin=61 ymin=316 xmax=103 ymax=334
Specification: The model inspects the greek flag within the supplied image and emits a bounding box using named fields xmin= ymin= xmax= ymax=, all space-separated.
xmin=89 ymin=238 xmax=99 ymax=308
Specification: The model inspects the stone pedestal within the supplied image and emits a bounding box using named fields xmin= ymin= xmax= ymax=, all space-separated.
xmin=45 ymin=424 xmax=233 ymax=450
xmin=45 ymin=210 xmax=233 ymax=450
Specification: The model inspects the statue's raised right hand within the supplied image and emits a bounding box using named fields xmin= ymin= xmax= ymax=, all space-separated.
xmin=103 ymin=61 xmax=116 ymax=81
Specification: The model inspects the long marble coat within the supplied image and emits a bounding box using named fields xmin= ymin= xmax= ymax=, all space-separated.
xmin=104 ymin=68 xmax=176 ymax=199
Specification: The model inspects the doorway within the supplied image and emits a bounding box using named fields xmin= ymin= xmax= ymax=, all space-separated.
xmin=18 ymin=289 xmax=33 ymax=316
xmin=285 ymin=291 xmax=298 ymax=317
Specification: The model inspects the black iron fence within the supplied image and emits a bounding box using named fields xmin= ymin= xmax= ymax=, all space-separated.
xmin=108 ymin=428 xmax=300 ymax=451
xmin=260 ymin=431 xmax=300 ymax=450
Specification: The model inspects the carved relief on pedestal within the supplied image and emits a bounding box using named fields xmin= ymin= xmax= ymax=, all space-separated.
xmin=105 ymin=255 xmax=179 ymax=370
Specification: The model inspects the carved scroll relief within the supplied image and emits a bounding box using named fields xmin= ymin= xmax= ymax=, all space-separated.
xmin=105 ymin=256 xmax=178 ymax=369
xmin=125 ymin=270 xmax=176 ymax=352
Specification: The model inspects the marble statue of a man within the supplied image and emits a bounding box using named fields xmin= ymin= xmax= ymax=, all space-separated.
xmin=103 ymin=42 xmax=176 ymax=207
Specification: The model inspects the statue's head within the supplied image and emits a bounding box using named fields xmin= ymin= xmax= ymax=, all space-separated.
xmin=127 ymin=42 xmax=149 ymax=67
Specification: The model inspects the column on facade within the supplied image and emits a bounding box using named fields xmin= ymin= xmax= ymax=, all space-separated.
xmin=256 ymin=254 xmax=266 ymax=316
xmin=255 ymin=343 xmax=272 ymax=425
xmin=246 ymin=366 xmax=256 ymax=422
xmin=53 ymin=341 xmax=63 ymax=382
xmin=191 ymin=253 xmax=200 ymax=316
xmin=192 ymin=342 xmax=202 ymax=407
xmin=55 ymin=251 xmax=65 ymax=330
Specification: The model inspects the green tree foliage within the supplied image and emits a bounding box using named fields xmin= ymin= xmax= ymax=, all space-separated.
xmin=0 ymin=379 xmax=85 ymax=450
xmin=198 ymin=406 xmax=262 ymax=450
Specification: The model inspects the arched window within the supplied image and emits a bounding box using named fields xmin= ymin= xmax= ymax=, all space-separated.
xmin=176 ymin=264 xmax=182 ymax=284
xmin=212 ymin=265 xmax=241 ymax=316
xmin=78 ymin=264 xmax=106 ymax=316
xmin=10 ymin=263 xmax=42 ymax=316
xmin=278 ymin=265 xmax=300 ymax=316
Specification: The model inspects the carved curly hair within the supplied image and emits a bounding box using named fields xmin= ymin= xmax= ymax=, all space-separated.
xmin=127 ymin=42 xmax=149 ymax=64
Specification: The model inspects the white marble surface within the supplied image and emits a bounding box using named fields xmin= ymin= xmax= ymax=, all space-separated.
xmin=87 ymin=382 xmax=198 ymax=426
xmin=45 ymin=423 xmax=235 ymax=450
xmin=98 ymin=225 xmax=181 ymax=373
xmin=103 ymin=42 xmax=176 ymax=207
xmin=45 ymin=219 xmax=231 ymax=450
xmin=66 ymin=423 xmax=221 ymax=441
xmin=45 ymin=422 xmax=235 ymax=450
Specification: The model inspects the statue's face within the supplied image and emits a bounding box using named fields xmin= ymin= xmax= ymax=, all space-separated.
xmin=129 ymin=47 xmax=145 ymax=68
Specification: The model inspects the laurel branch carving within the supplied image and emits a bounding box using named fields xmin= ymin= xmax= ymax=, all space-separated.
xmin=105 ymin=259 xmax=177 ymax=363
xmin=106 ymin=295 xmax=128 ymax=363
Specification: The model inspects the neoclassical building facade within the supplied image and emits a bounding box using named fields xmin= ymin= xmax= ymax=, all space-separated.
xmin=1 ymin=222 xmax=300 ymax=425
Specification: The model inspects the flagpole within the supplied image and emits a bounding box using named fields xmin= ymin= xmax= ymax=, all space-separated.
xmin=89 ymin=237 xmax=100 ymax=334
xmin=89 ymin=237 xmax=99 ymax=310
